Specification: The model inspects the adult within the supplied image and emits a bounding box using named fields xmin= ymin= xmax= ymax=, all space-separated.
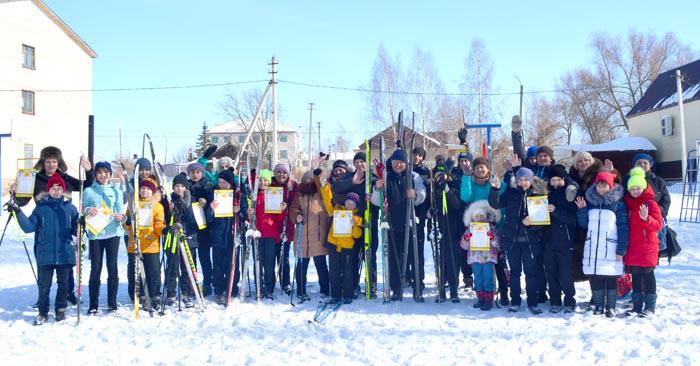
xmin=510 ymin=115 xmax=538 ymax=171
xmin=288 ymin=170 xmax=330 ymax=300
xmin=371 ymin=149 xmax=426 ymax=301
xmin=82 ymin=161 xmax=126 ymax=314
xmin=452 ymin=151 xmax=474 ymax=290
xmin=270 ymin=162 xmax=298 ymax=294
xmin=410 ymin=147 xmax=431 ymax=294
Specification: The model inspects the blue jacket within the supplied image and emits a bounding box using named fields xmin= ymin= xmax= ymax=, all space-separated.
xmin=16 ymin=194 xmax=78 ymax=267
xmin=82 ymin=181 xmax=125 ymax=239
xmin=204 ymin=189 xmax=247 ymax=249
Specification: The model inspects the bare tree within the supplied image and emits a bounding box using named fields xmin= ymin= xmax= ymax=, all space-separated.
xmin=460 ymin=39 xmax=500 ymax=151
xmin=524 ymin=96 xmax=564 ymax=148
xmin=553 ymin=95 xmax=577 ymax=145
xmin=366 ymin=43 xmax=406 ymax=133
xmin=171 ymin=145 xmax=195 ymax=164
xmin=406 ymin=47 xmax=446 ymax=148
xmin=590 ymin=29 xmax=695 ymax=131
xmin=558 ymin=69 xmax=617 ymax=144
xmin=335 ymin=134 xmax=350 ymax=153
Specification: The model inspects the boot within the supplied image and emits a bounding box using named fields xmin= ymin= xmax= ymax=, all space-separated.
xmin=626 ymin=292 xmax=644 ymax=316
xmin=640 ymin=294 xmax=657 ymax=318
xmin=473 ymin=291 xmax=483 ymax=308
xmin=480 ymin=292 xmax=494 ymax=311
xmin=449 ymin=286 xmax=460 ymax=303
xmin=604 ymin=289 xmax=617 ymax=318
xmin=55 ymin=308 xmax=66 ymax=322
xmin=499 ymin=289 xmax=510 ymax=306
xmin=34 ymin=313 xmax=48 ymax=326
xmin=592 ymin=289 xmax=605 ymax=315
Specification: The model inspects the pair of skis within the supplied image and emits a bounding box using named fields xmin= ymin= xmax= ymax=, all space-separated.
xmin=311 ymin=300 xmax=341 ymax=324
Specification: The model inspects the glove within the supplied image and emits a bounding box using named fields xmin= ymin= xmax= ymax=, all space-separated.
xmin=202 ymin=144 xmax=218 ymax=159
xmin=487 ymin=231 xmax=495 ymax=240
xmin=313 ymin=168 xmax=323 ymax=176
xmin=78 ymin=215 xmax=86 ymax=226
xmin=565 ymin=185 xmax=578 ymax=202
xmin=511 ymin=115 xmax=523 ymax=132
xmin=458 ymin=128 xmax=468 ymax=145
xmin=4 ymin=201 xmax=19 ymax=213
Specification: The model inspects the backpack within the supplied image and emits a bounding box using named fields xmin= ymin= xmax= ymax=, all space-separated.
xmin=659 ymin=223 xmax=681 ymax=264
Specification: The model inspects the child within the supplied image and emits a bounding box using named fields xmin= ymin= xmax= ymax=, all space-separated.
xmin=315 ymin=168 xmax=363 ymax=304
xmin=459 ymin=200 xmax=500 ymax=310
xmin=12 ymin=174 xmax=78 ymax=325
xmin=489 ymin=165 xmax=547 ymax=314
xmin=125 ymin=177 xmax=166 ymax=310
xmin=544 ymin=165 xmax=578 ymax=313
xmin=247 ymin=169 xmax=287 ymax=300
xmin=575 ymin=172 xmax=628 ymax=318
xmin=207 ymin=168 xmax=245 ymax=305
xmin=624 ymin=167 xmax=662 ymax=318
xmin=187 ymin=162 xmax=214 ymax=296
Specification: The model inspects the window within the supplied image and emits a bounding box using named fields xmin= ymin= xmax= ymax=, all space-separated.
xmin=279 ymin=150 xmax=288 ymax=159
xmin=238 ymin=135 xmax=245 ymax=143
xmin=23 ymin=144 xmax=33 ymax=169
xmin=22 ymin=45 xmax=35 ymax=69
xmin=22 ymin=90 xmax=34 ymax=114
xmin=211 ymin=135 xmax=219 ymax=144
xmin=279 ymin=134 xmax=288 ymax=143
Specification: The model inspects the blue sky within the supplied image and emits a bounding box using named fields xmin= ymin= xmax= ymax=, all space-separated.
xmin=43 ymin=0 xmax=700 ymax=162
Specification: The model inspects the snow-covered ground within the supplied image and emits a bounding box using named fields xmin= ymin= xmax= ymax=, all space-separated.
xmin=0 ymin=194 xmax=698 ymax=365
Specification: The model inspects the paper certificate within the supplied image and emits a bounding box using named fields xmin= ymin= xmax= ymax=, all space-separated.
xmin=138 ymin=204 xmax=153 ymax=227
xmin=333 ymin=210 xmax=353 ymax=238
xmin=264 ymin=187 xmax=284 ymax=213
xmin=191 ymin=202 xmax=207 ymax=229
xmin=85 ymin=202 xmax=113 ymax=236
xmin=15 ymin=169 xmax=36 ymax=198
xmin=214 ymin=189 xmax=234 ymax=218
xmin=469 ymin=222 xmax=491 ymax=252
xmin=527 ymin=196 xmax=551 ymax=226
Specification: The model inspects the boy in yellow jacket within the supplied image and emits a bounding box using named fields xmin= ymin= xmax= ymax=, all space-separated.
xmin=314 ymin=169 xmax=362 ymax=304
xmin=124 ymin=177 xmax=166 ymax=309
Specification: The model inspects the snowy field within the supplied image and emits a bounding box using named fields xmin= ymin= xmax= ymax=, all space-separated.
xmin=0 ymin=194 xmax=698 ymax=365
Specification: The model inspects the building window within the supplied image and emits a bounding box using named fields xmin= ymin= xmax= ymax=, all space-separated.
xmin=22 ymin=90 xmax=34 ymax=114
xmin=22 ymin=45 xmax=35 ymax=69
xmin=238 ymin=135 xmax=245 ymax=143
xmin=279 ymin=150 xmax=288 ymax=159
xmin=279 ymin=134 xmax=288 ymax=143
xmin=211 ymin=135 xmax=219 ymax=144
xmin=23 ymin=144 xmax=33 ymax=169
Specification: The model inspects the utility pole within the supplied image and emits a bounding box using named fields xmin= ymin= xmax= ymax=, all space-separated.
xmin=270 ymin=56 xmax=278 ymax=165
xmin=676 ymin=70 xmax=688 ymax=179
xmin=119 ymin=128 xmax=123 ymax=160
xmin=317 ymin=121 xmax=321 ymax=155
xmin=308 ymin=102 xmax=314 ymax=168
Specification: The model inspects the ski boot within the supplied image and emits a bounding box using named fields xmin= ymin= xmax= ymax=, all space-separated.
xmin=87 ymin=307 xmax=98 ymax=316
xmin=449 ymin=286 xmax=460 ymax=303
xmin=34 ymin=313 xmax=48 ymax=326
xmin=55 ymin=308 xmax=66 ymax=322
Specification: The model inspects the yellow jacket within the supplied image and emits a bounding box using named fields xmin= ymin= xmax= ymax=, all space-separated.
xmin=319 ymin=183 xmax=362 ymax=252
xmin=124 ymin=198 xmax=165 ymax=254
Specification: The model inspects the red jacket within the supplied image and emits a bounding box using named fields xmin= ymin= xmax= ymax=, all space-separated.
xmin=255 ymin=190 xmax=287 ymax=242
xmin=624 ymin=186 xmax=662 ymax=267
xmin=271 ymin=177 xmax=298 ymax=242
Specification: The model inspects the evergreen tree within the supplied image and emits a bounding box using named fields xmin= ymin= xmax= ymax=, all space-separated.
xmin=196 ymin=122 xmax=210 ymax=156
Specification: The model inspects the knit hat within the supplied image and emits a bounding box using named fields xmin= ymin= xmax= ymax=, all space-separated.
xmin=536 ymin=146 xmax=554 ymax=160
xmin=515 ymin=167 xmax=534 ymax=183
xmin=627 ymin=167 xmax=648 ymax=190
xmin=353 ymin=152 xmax=366 ymax=162
xmin=218 ymin=168 xmax=237 ymax=186
xmin=258 ymin=169 xmax=273 ymax=183
xmin=34 ymin=146 xmax=68 ymax=173
xmin=412 ymin=146 xmax=427 ymax=158
xmin=172 ymin=173 xmax=190 ymax=189
xmin=46 ymin=174 xmax=66 ymax=192
xmin=332 ymin=159 xmax=350 ymax=171
xmin=301 ymin=170 xmax=314 ymax=182
xmin=135 ymin=158 xmax=152 ymax=171
xmin=458 ymin=151 xmax=474 ymax=162
xmin=632 ymin=153 xmax=654 ymax=167
xmin=216 ymin=157 xmax=234 ymax=172
xmin=526 ymin=146 xmax=539 ymax=158
xmin=472 ymin=157 xmax=489 ymax=170
xmin=187 ymin=162 xmax=205 ymax=174
xmin=94 ymin=161 xmax=112 ymax=175
xmin=389 ymin=149 xmax=406 ymax=163
xmin=471 ymin=206 xmax=488 ymax=220
xmin=273 ymin=162 xmax=290 ymax=174
xmin=345 ymin=192 xmax=360 ymax=206
xmin=140 ymin=177 xmax=158 ymax=193
xmin=593 ymin=172 xmax=616 ymax=188
xmin=549 ymin=164 xmax=567 ymax=180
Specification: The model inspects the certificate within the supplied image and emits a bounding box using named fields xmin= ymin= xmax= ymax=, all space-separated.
xmin=469 ymin=222 xmax=491 ymax=252
xmin=138 ymin=203 xmax=153 ymax=227
xmin=264 ymin=187 xmax=284 ymax=213
xmin=15 ymin=169 xmax=36 ymax=198
xmin=527 ymin=196 xmax=551 ymax=226
xmin=333 ymin=210 xmax=353 ymax=238
xmin=85 ymin=202 xmax=113 ymax=236
xmin=191 ymin=202 xmax=207 ymax=229
xmin=214 ymin=189 xmax=234 ymax=218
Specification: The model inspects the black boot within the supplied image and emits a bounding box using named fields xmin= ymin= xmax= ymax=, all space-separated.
xmin=592 ymin=289 xmax=605 ymax=315
xmin=449 ymin=286 xmax=460 ymax=303
xmin=604 ymin=289 xmax=617 ymax=318
xmin=55 ymin=308 xmax=66 ymax=322
xmin=626 ymin=292 xmax=643 ymax=316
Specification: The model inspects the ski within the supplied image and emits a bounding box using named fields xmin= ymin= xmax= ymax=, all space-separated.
xmin=290 ymin=223 xmax=303 ymax=306
xmin=310 ymin=300 xmax=342 ymax=324
xmin=377 ymin=136 xmax=391 ymax=303
xmin=176 ymin=226 xmax=206 ymax=311
xmin=245 ymin=140 xmax=265 ymax=301
xmin=363 ymin=138 xmax=372 ymax=300
xmin=407 ymin=113 xmax=422 ymax=302
xmin=75 ymin=162 xmax=85 ymax=325
xmin=226 ymin=192 xmax=241 ymax=306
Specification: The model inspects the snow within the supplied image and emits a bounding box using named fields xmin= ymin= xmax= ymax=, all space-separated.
xmin=559 ymin=137 xmax=657 ymax=152
xmin=1 ymin=194 xmax=699 ymax=365
xmin=657 ymin=82 xmax=700 ymax=109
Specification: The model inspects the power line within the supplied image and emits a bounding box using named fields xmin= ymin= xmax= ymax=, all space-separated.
xmin=0 ymin=80 xmax=267 ymax=93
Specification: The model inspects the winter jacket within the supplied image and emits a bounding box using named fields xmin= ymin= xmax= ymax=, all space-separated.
xmin=460 ymin=200 xmax=501 ymax=264
xmin=332 ymin=169 xmax=379 ymax=223
xmin=576 ymin=184 xmax=629 ymax=276
xmin=488 ymin=177 xmax=547 ymax=247
xmin=289 ymin=181 xmax=330 ymax=258
xmin=170 ymin=190 xmax=201 ymax=248
xmin=429 ymin=167 xmax=466 ymax=244
xmin=512 ymin=130 xmax=538 ymax=171
xmin=622 ymin=171 xmax=671 ymax=218
xmin=189 ymin=177 xmax=214 ymax=205
xmin=82 ymin=181 xmax=126 ymax=240
xmin=544 ymin=185 xmax=577 ymax=249
xmin=460 ymin=175 xmax=492 ymax=204
xmin=16 ymin=169 xmax=94 ymax=207
xmin=370 ymin=159 xmax=426 ymax=230
xmin=413 ymin=163 xmax=432 ymax=219
xmin=271 ymin=177 xmax=298 ymax=243
xmin=568 ymin=159 xmax=603 ymax=196
xmin=253 ymin=189 xmax=287 ymax=242
xmin=125 ymin=198 xmax=166 ymax=254
xmin=318 ymin=176 xmax=362 ymax=252
xmin=15 ymin=193 xmax=78 ymax=267
xmin=624 ymin=187 xmax=663 ymax=267
xmin=205 ymin=187 xmax=246 ymax=248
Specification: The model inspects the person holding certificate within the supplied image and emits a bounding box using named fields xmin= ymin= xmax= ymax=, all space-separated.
xmin=315 ymin=168 xmax=363 ymax=305
xmin=187 ymin=162 xmax=215 ymax=297
xmin=82 ymin=161 xmax=126 ymax=314
xmin=270 ymin=162 xmax=297 ymax=295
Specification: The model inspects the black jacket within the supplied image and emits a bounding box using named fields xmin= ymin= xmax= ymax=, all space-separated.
xmin=544 ymin=186 xmax=577 ymax=249
xmin=488 ymin=181 xmax=544 ymax=248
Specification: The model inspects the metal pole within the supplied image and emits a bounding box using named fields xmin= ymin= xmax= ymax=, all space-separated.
xmin=232 ymin=81 xmax=273 ymax=168
xmin=271 ymin=56 xmax=278 ymax=166
xmin=514 ymin=75 xmax=523 ymax=124
xmin=677 ymin=70 xmax=688 ymax=179
xmin=317 ymin=121 xmax=321 ymax=155
xmin=308 ymin=102 xmax=314 ymax=168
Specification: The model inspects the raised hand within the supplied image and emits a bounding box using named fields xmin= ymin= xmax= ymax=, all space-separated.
xmin=639 ymin=204 xmax=649 ymax=221
xmin=604 ymin=159 xmax=614 ymax=172
xmin=458 ymin=128 xmax=468 ymax=145
xmin=575 ymin=196 xmax=587 ymax=209
xmin=510 ymin=154 xmax=522 ymax=169
xmin=490 ymin=176 xmax=501 ymax=189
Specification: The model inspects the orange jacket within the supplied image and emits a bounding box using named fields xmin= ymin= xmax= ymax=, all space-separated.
xmin=124 ymin=199 xmax=165 ymax=254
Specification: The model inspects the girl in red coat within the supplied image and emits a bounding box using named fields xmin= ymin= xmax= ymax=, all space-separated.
xmin=624 ymin=167 xmax=663 ymax=317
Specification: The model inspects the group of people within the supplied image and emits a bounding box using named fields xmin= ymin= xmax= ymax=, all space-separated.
xmin=5 ymin=115 xmax=672 ymax=325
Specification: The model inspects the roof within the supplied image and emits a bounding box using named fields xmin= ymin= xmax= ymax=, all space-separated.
xmin=0 ymin=0 xmax=97 ymax=58
xmin=208 ymin=121 xmax=298 ymax=134
xmin=558 ymin=137 xmax=657 ymax=152
xmin=627 ymin=59 xmax=700 ymax=118
xmin=356 ymin=123 xmax=443 ymax=150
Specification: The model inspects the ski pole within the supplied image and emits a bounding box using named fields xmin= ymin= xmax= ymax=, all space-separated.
xmin=0 ymin=212 xmax=12 ymax=249
xmin=11 ymin=211 xmax=38 ymax=283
